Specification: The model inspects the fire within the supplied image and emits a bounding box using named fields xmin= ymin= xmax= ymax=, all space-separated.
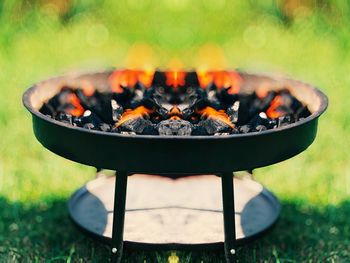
xmin=81 ymin=80 xmax=95 ymax=97
xmin=138 ymin=68 xmax=155 ymax=88
xmin=115 ymin=106 xmax=154 ymax=127
xmin=108 ymin=69 xmax=155 ymax=93
xmin=197 ymin=70 xmax=242 ymax=94
xmin=165 ymin=71 xmax=186 ymax=88
xmin=255 ymin=82 xmax=271 ymax=99
xmin=168 ymin=106 xmax=182 ymax=120
xmin=196 ymin=106 xmax=235 ymax=128
xmin=66 ymin=93 xmax=84 ymax=116
xmin=266 ymin=95 xmax=286 ymax=119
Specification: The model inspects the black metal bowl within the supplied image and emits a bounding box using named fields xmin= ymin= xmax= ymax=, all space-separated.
xmin=23 ymin=70 xmax=328 ymax=173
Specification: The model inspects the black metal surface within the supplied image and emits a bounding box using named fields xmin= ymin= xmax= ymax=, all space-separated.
xmin=111 ymin=172 xmax=128 ymax=263
xmin=221 ymin=173 xmax=236 ymax=262
xmin=23 ymin=70 xmax=328 ymax=173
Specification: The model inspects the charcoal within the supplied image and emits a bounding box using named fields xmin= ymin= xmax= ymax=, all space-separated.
xmin=256 ymin=91 xmax=276 ymax=111
xmin=193 ymin=87 xmax=207 ymax=102
xmin=280 ymin=90 xmax=302 ymax=111
xmin=236 ymin=94 xmax=257 ymax=125
xmin=130 ymin=87 xmax=146 ymax=107
xmin=112 ymin=86 xmax=134 ymax=108
xmin=259 ymin=112 xmax=278 ymax=129
xmin=179 ymin=86 xmax=199 ymax=106
xmin=83 ymin=123 xmax=95 ymax=130
xmin=57 ymin=88 xmax=73 ymax=105
xmin=134 ymin=81 xmax=146 ymax=93
xmin=276 ymin=115 xmax=293 ymax=127
xmin=254 ymin=125 xmax=267 ymax=132
xmin=182 ymin=105 xmax=196 ymax=120
xmin=156 ymin=107 xmax=169 ymax=119
xmin=40 ymin=103 xmax=55 ymax=116
xmin=207 ymin=89 xmax=217 ymax=102
xmin=141 ymin=124 xmax=159 ymax=135
xmin=99 ymin=123 xmax=112 ymax=132
xmin=76 ymin=110 xmax=103 ymax=127
xmin=191 ymin=125 xmax=208 ymax=135
xmin=193 ymin=98 xmax=211 ymax=111
xmin=217 ymin=87 xmax=238 ymax=106
xmin=120 ymin=117 xmax=153 ymax=133
xmin=46 ymin=93 xmax=61 ymax=109
xmin=296 ymin=105 xmax=311 ymax=119
xmin=76 ymin=89 xmax=92 ymax=108
xmin=198 ymin=118 xmax=232 ymax=135
xmin=275 ymin=105 xmax=293 ymax=116
xmin=152 ymin=87 xmax=165 ymax=106
xmin=248 ymin=112 xmax=276 ymax=129
xmin=140 ymin=98 xmax=158 ymax=110
xmin=231 ymin=127 xmax=240 ymax=134
xmin=265 ymin=91 xmax=300 ymax=118
xmin=56 ymin=113 xmax=73 ymax=125
xmin=135 ymin=98 xmax=168 ymax=119
xmin=45 ymin=88 xmax=75 ymax=114
xmin=188 ymin=93 xmax=199 ymax=106
xmin=239 ymin=125 xmax=251 ymax=133
xmin=157 ymin=119 xmax=193 ymax=136
xmin=110 ymin=126 xmax=120 ymax=133
xmin=241 ymin=113 xmax=273 ymax=132
xmin=143 ymin=86 xmax=155 ymax=99
xmin=185 ymin=86 xmax=194 ymax=94
xmin=227 ymin=100 xmax=240 ymax=123
xmin=42 ymin=71 xmax=311 ymax=136
xmin=133 ymin=89 xmax=144 ymax=100
xmin=111 ymin=100 xmax=123 ymax=122
xmin=91 ymin=91 xmax=114 ymax=123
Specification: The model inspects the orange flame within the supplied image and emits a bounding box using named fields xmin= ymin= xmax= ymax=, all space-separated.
xmin=197 ymin=70 xmax=241 ymax=94
xmin=266 ymin=95 xmax=286 ymax=119
xmin=255 ymin=83 xmax=272 ymax=99
xmin=196 ymin=106 xmax=235 ymax=128
xmin=256 ymin=88 xmax=269 ymax=99
xmin=168 ymin=106 xmax=183 ymax=120
xmin=66 ymin=93 xmax=84 ymax=117
xmin=109 ymin=69 xmax=155 ymax=93
xmin=115 ymin=106 xmax=154 ymax=128
xmin=165 ymin=71 xmax=186 ymax=88
xmin=81 ymin=80 xmax=95 ymax=97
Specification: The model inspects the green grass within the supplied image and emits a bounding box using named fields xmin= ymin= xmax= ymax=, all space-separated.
xmin=0 ymin=0 xmax=350 ymax=262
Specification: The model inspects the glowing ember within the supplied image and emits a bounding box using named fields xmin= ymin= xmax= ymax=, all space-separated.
xmin=197 ymin=70 xmax=242 ymax=94
xmin=108 ymin=69 xmax=155 ymax=93
xmin=165 ymin=71 xmax=186 ymax=88
xmin=40 ymin=70 xmax=311 ymax=136
xmin=81 ymin=80 xmax=95 ymax=97
xmin=196 ymin=106 xmax=235 ymax=128
xmin=168 ymin=106 xmax=183 ymax=120
xmin=266 ymin=95 xmax=286 ymax=119
xmin=66 ymin=93 xmax=84 ymax=116
xmin=116 ymin=106 xmax=154 ymax=128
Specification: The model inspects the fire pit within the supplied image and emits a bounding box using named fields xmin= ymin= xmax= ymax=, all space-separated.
xmin=23 ymin=69 xmax=327 ymax=262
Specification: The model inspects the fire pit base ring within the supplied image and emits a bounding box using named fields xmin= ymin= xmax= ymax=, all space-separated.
xmin=68 ymin=174 xmax=280 ymax=250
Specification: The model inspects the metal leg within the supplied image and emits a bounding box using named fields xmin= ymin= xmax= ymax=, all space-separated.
xmin=111 ymin=171 xmax=128 ymax=263
xmin=221 ymin=172 xmax=236 ymax=262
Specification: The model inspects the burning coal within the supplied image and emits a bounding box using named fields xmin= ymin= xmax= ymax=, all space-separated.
xmin=40 ymin=70 xmax=311 ymax=136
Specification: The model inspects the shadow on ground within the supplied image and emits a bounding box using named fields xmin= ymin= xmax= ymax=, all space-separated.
xmin=0 ymin=197 xmax=349 ymax=262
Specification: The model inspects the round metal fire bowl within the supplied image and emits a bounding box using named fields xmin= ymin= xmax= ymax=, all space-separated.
xmin=68 ymin=174 xmax=281 ymax=250
xmin=23 ymin=70 xmax=328 ymax=174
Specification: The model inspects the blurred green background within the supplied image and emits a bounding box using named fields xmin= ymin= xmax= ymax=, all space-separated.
xmin=0 ymin=0 xmax=349 ymax=262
